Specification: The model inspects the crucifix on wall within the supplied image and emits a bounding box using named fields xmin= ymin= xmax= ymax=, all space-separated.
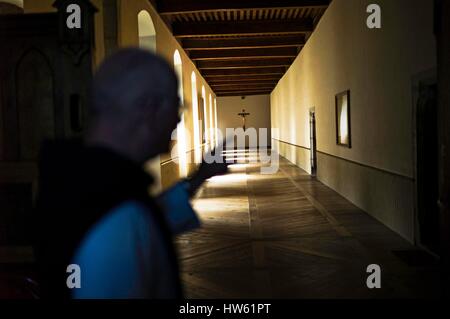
xmin=238 ymin=109 xmax=250 ymax=130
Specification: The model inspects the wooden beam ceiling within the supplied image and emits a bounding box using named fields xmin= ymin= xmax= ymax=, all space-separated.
xmin=157 ymin=0 xmax=330 ymax=15
xmin=211 ymin=80 xmax=279 ymax=87
xmin=197 ymin=58 xmax=294 ymax=69
xmin=189 ymin=47 xmax=298 ymax=60
xmin=173 ymin=19 xmax=313 ymax=38
xmin=205 ymin=75 xmax=282 ymax=82
xmin=182 ymin=36 xmax=305 ymax=50
xmin=202 ymin=67 xmax=286 ymax=77
xmin=212 ymin=83 xmax=276 ymax=88
xmin=156 ymin=1 xmax=330 ymax=96
xmin=217 ymin=91 xmax=272 ymax=97
xmin=213 ymin=86 xmax=275 ymax=92
xmin=214 ymin=87 xmax=274 ymax=91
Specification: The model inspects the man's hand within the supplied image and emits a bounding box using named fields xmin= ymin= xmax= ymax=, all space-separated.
xmin=196 ymin=150 xmax=229 ymax=181
xmin=186 ymin=140 xmax=231 ymax=197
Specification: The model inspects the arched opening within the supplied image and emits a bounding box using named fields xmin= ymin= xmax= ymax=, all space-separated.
xmin=138 ymin=10 xmax=156 ymax=52
xmin=209 ymin=94 xmax=214 ymax=146
xmin=138 ymin=10 xmax=160 ymax=193
xmin=214 ymin=98 xmax=218 ymax=147
xmin=174 ymin=51 xmax=183 ymax=102
xmin=201 ymin=86 xmax=208 ymax=147
xmin=174 ymin=50 xmax=187 ymax=177
xmin=191 ymin=72 xmax=201 ymax=163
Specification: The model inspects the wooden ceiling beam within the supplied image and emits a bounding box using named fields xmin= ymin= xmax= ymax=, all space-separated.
xmin=157 ymin=0 xmax=330 ymax=15
xmin=190 ymin=47 xmax=298 ymax=60
xmin=216 ymin=91 xmax=273 ymax=97
xmin=202 ymin=67 xmax=286 ymax=76
xmin=215 ymin=89 xmax=275 ymax=94
xmin=205 ymin=75 xmax=282 ymax=82
xmin=215 ymin=87 xmax=274 ymax=92
xmin=213 ymin=85 xmax=275 ymax=91
xmin=210 ymin=80 xmax=279 ymax=86
xmin=182 ymin=35 xmax=305 ymax=50
xmin=197 ymin=58 xmax=294 ymax=69
xmin=173 ymin=19 xmax=313 ymax=38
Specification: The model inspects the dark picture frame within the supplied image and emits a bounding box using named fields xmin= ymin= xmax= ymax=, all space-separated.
xmin=335 ymin=90 xmax=352 ymax=148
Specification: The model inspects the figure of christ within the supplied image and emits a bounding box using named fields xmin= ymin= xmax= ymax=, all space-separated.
xmin=238 ymin=109 xmax=250 ymax=130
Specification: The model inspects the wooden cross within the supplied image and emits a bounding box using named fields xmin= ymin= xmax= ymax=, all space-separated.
xmin=238 ymin=109 xmax=250 ymax=130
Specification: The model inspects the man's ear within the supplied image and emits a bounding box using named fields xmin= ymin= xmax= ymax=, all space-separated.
xmin=152 ymin=98 xmax=173 ymax=125
xmin=138 ymin=99 xmax=159 ymax=125
xmin=138 ymin=101 xmax=169 ymax=141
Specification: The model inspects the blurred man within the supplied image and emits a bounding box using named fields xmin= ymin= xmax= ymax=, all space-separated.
xmin=34 ymin=48 xmax=228 ymax=299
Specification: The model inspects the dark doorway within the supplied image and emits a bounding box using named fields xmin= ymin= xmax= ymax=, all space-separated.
xmin=310 ymin=109 xmax=317 ymax=176
xmin=416 ymin=79 xmax=440 ymax=256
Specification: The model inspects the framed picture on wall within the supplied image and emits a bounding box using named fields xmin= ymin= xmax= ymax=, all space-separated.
xmin=335 ymin=90 xmax=352 ymax=148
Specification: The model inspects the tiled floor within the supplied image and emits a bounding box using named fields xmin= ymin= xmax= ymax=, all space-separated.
xmin=176 ymin=150 xmax=442 ymax=299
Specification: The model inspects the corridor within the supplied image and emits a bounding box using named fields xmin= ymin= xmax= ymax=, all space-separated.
xmin=177 ymin=150 xmax=440 ymax=299
xmin=1 ymin=0 xmax=448 ymax=301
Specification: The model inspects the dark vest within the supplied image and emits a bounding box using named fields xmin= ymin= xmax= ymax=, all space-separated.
xmin=34 ymin=140 xmax=182 ymax=299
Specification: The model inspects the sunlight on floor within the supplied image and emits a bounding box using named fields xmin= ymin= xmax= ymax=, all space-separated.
xmin=207 ymin=173 xmax=248 ymax=183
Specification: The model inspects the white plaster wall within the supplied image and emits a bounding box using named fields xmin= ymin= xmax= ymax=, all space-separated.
xmin=218 ymin=95 xmax=271 ymax=148
xmin=271 ymin=0 xmax=436 ymax=242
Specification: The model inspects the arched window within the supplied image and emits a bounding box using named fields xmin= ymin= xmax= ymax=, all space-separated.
xmin=174 ymin=50 xmax=187 ymax=177
xmin=138 ymin=10 xmax=156 ymax=52
xmin=209 ymin=94 xmax=214 ymax=146
xmin=191 ymin=72 xmax=201 ymax=163
xmin=214 ymin=98 xmax=219 ymax=147
xmin=201 ymin=86 xmax=207 ymax=145
xmin=138 ymin=10 xmax=160 ymax=193
xmin=173 ymin=50 xmax=183 ymax=103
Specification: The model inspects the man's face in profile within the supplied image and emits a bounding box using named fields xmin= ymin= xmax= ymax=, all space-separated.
xmin=146 ymin=92 xmax=181 ymax=157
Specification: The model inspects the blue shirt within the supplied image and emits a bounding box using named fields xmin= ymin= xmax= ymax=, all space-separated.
xmin=71 ymin=182 xmax=200 ymax=299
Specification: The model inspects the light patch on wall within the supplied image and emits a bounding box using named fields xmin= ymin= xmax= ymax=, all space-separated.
xmin=214 ymin=98 xmax=218 ymax=147
xmin=201 ymin=86 xmax=208 ymax=148
xmin=209 ymin=94 xmax=214 ymax=146
xmin=174 ymin=50 xmax=183 ymax=101
xmin=137 ymin=9 xmax=159 ymax=193
xmin=191 ymin=72 xmax=201 ymax=163
xmin=174 ymin=50 xmax=187 ymax=177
